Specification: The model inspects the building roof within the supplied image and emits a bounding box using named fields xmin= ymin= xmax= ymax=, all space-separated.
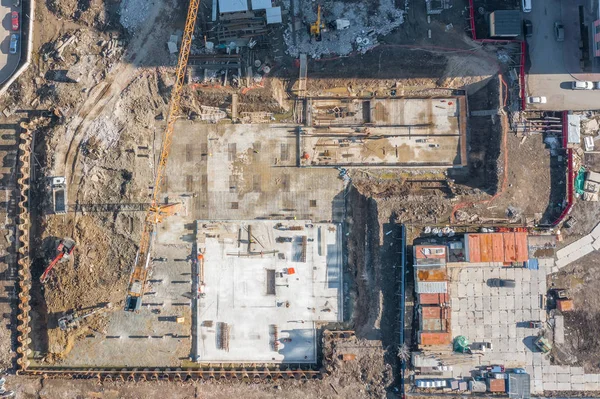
xmin=508 ymin=373 xmax=531 ymax=399
xmin=219 ymin=0 xmax=248 ymax=14
xmin=265 ymin=7 xmax=282 ymax=24
xmin=416 ymin=281 xmax=447 ymax=294
xmin=489 ymin=10 xmax=521 ymax=37
xmin=419 ymin=293 xmax=449 ymax=305
xmin=251 ymin=0 xmax=270 ymax=9
xmin=466 ymin=233 xmax=529 ymax=263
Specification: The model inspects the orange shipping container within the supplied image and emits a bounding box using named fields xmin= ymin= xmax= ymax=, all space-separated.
xmin=503 ymin=232 xmax=516 ymax=262
xmin=419 ymin=293 xmax=449 ymax=305
xmin=419 ymin=332 xmax=452 ymax=346
xmin=421 ymin=306 xmax=443 ymax=319
xmin=557 ymin=299 xmax=574 ymax=312
xmin=514 ymin=232 xmax=529 ymax=262
xmin=480 ymin=233 xmax=493 ymax=262
xmin=488 ymin=378 xmax=506 ymax=392
xmin=417 ymin=269 xmax=447 ymax=282
xmin=468 ymin=234 xmax=481 ymax=263
xmin=491 ymin=233 xmax=504 ymax=262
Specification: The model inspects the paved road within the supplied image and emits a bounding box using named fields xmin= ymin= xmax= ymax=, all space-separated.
xmin=525 ymin=0 xmax=600 ymax=111
xmin=0 ymin=0 xmax=20 ymax=84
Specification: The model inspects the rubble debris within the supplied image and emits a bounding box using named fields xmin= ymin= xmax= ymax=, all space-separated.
xmin=284 ymin=0 xmax=404 ymax=58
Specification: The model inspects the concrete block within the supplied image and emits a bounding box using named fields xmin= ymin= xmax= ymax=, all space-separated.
xmin=555 ymin=365 xmax=570 ymax=374
xmin=585 ymin=382 xmax=600 ymax=391
xmin=556 ymin=235 xmax=592 ymax=258
xmin=590 ymin=221 xmax=600 ymax=239
xmin=585 ymin=373 xmax=599 ymax=383
xmin=551 ymin=265 xmax=559 ymax=274
xmin=578 ymin=244 xmax=595 ymax=259
xmin=543 ymin=381 xmax=557 ymax=390
xmin=571 ymin=366 xmax=584 ymax=375
xmin=557 ymin=373 xmax=570 ymax=383
xmin=572 ymin=374 xmax=585 ymax=384
xmin=572 ymin=383 xmax=586 ymax=391
xmin=556 ymin=382 xmax=571 ymax=391
xmin=555 ymin=257 xmax=570 ymax=269
xmin=533 ymin=352 xmax=543 ymax=366
xmin=593 ymin=238 xmax=600 ymax=251
xmin=532 ymin=379 xmax=544 ymax=393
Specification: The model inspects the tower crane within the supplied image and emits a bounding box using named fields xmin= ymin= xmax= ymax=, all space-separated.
xmin=124 ymin=0 xmax=201 ymax=312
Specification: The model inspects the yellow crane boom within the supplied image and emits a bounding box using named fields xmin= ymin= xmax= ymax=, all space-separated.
xmin=124 ymin=0 xmax=201 ymax=312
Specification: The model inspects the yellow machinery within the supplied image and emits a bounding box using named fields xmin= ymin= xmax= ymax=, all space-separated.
xmin=124 ymin=0 xmax=201 ymax=312
xmin=310 ymin=5 xmax=325 ymax=41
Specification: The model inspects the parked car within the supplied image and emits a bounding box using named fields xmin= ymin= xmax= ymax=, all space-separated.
xmin=9 ymin=34 xmax=18 ymax=55
xmin=11 ymin=11 xmax=18 ymax=31
xmin=554 ymin=22 xmax=565 ymax=41
xmin=523 ymin=20 xmax=533 ymax=37
xmin=594 ymin=82 xmax=600 ymax=89
xmin=527 ymin=96 xmax=546 ymax=104
xmin=487 ymin=278 xmax=516 ymax=288
xmin=572 ymin=81 xmax=594 ymax=90
xmin=522 ymin=0 xmax=532 ymax=13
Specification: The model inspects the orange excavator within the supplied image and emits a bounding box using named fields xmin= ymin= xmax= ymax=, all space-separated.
xmin=40 ymin=238 xmax=76 ymax=283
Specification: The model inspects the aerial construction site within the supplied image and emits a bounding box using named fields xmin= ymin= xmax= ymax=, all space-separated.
xmin=1 ymin=0 xmax=600 ymax=397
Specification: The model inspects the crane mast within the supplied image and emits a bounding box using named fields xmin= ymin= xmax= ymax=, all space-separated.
xmin=124 ymin=0 xmax=201 ymax=312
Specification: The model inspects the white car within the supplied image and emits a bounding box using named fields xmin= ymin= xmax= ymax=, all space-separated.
xmin=527 ymin=96 xmax=547 ymax=104
xmin=572 ymin=81 xmax=594 ymax=90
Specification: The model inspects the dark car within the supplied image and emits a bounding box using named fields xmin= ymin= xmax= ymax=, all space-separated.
xmin=487 ymin=278 xmax=516 ymax=288
xmin=523 ymin=20 xmax=532 ymax=37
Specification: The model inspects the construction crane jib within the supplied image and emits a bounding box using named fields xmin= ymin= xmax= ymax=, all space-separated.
xmin=124 ymin=0 xmax=201 ymax=312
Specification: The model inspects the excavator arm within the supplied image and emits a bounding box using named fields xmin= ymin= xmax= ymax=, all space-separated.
xmin=124 ymin=0 xmax=200 ymax=311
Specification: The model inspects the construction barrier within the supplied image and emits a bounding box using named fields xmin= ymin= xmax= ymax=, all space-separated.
xmin=15 ymin=122 xmax=32 ymax=372
xmin=553 ymin=111 xmax=574 ymax=226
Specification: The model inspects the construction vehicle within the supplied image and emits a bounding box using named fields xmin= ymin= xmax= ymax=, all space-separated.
xmin=124 ymin=0 xmax=200 ymax=312
xmin=534 ymin=336 xmax=552 ymax=353
xmin=40 ymin=238 xmax=76 ymax=283
xmin=309 ymin=5 xmax=326 ymax=41
xmin=58 ymin=303 xmax=112 ymax=331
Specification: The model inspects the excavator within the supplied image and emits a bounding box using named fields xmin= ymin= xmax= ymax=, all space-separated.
xmin=58 ymin=303 xmax=112 ymax=331
xmin=40 ymin=238 xmax=76 ymax=283
xmin=124 ymin=0 xmax=201 ymax=312
xmin=310 ymin=5 xmax=326 ymax=41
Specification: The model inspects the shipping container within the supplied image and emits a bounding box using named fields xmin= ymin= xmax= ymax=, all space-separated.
xmin=416 ymin=269 xmax=447 ymax=282
xmin=487 ymin=378 xmax=506 ymax=392
xmin=419 ymin=332 xmax=452 ymax=346
xmin=557 ymin=299 xmax=574 ymax=312
xmin=416 ymin=281 xmax=447 ymax=294
xmin=466 ymin=233 xmax=529 ymax=263
xmin=419 ymin=293 xmax=449 ymax=305
xmin=421 ymin=306 xmax=444 ymax=319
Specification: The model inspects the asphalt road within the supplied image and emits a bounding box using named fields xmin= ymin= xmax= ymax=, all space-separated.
xmin=525 ymin=0 xmax=600 ymax=111
xmin=0 ymin=0 xmax=20 ymax=84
